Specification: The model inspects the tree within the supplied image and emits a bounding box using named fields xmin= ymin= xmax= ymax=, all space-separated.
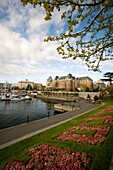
xmin=87 ymin=94 xmax=91 ymax=100
xmin=85 ymin=87 xmax=90 ymax=92
xmin=21 ymin=0 xmax=113 ymax=71
xmin=26 ymin=84 xmax=32 ymax=91
xmin=106 ymin=85 xmax=113 ymax=96
xmin=94 ymin=95 xmax=99 ymax=103
xmin=101 ymin=72 xmax=113 ymax=85
xmin=12 ymin=86 xmax=19 ymax=90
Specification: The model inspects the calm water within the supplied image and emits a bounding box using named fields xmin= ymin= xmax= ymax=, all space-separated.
xmin=0 ymin=99 xmax=58 ymax=129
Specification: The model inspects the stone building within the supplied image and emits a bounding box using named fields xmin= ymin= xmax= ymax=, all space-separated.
xmin=11 ymin=80 xmax=45 ymax=91
xmin=94 ymin=80 xmax=106 ymax=90
xmin=17 ymin=79 xmax=34 ymax=89
xmin=76 ymin=76 xmax=93 ymax=91
xmin=0 ymin=83 xmax=4 ymax=92
xmin=34 ymin=83 xmax=45 ymax=91
xmin=0 ymin=82 xmax=11 ymax=93
xmin=46 ymin=74 xmax=93 ymax=92
xmin=46 ymin=73 xmax=76 ymax=91
xmin=11 ymin=79 xmax=34 ymax=90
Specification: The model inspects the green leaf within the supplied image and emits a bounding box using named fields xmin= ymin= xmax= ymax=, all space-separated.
xmin=61 ymin=12 xmax=66 ymax=19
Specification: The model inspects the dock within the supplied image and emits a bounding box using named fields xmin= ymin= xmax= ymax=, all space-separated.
xmin=54 ymin=103 xmax=80 ymax=112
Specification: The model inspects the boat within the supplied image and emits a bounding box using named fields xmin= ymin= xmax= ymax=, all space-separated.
xmin=10 ymin=95 xmax=32 ymax=101
xmin=11 ymin=97 xmax=21 ymax=101
xmin=24 ymin=95 xmax=32 ymax=100
xmin=19 ymin=96 xmax=26 ymax=100
xmin=1 ymin=94 xmax=11 ymax=101
xmin=10 ymin=94 xmax=24 ymax=101
xmin=0 ymin=93 xmax=32 ymax=101
xmin=10 ymin=95 xmax=21 ymax=101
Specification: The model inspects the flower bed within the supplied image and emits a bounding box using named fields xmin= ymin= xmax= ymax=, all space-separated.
xmin=82 ymin=116 xmax=113 ymax=125
xmin=55 ymin=126 xmax=111 ymax=145
xmin=4 ymin=106 xmax=113 ymax=170
xmin=94 ymin=106 xmax=113 ymax=116
xmin=4 ymin=144 xmax=93 ymax=170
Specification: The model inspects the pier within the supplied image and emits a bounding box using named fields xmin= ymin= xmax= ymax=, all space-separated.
xmin=54 ymin=102 xmax=80 ymax=112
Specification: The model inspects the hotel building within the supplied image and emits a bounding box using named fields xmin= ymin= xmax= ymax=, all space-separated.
xmin=46 ymin=73 xmax=76 ymax=91
xmin=46 ymin=74 xmax=93 ymax=91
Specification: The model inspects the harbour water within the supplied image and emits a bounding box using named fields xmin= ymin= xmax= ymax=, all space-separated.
xmin=0 ymin=99 xmax=59 ymax=129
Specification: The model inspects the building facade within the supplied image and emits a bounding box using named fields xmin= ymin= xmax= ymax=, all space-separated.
xmin=34 ymin=83 xmax=45 ymax=91
xmin=46 ymin=73 xmax=76 ymax=91
xmin=17 ymin=79 xmax=34 ymax=89
xmin=11 ymin=80 xmax=44 ymax=91
xmin=0 ymin=82 xmax=11 ymax=93
xmin=46 ymin=74 xmax=93 ymax=91
xmin=76 ymin=76 xmax=93 ymax=91
xmin=94 ymin=80 xmax=106 ymax=90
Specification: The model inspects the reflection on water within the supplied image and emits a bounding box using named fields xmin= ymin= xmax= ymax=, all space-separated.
xmin=0 ymin=99 xmax=58 ymax=129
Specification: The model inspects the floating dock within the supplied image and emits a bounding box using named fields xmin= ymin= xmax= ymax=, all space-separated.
xmin=54 ymin=103 xmax=80 ymax=112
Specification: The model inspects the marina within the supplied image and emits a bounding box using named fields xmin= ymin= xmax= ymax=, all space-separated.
xmin=0 ymin=93 xmax=32 ymax=101
xmin=0 ymin=99 xmax=59 ymax=129
xmin=0 ymin=99 xmax=101 ymax=149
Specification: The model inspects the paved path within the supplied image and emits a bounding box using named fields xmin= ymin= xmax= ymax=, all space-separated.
xmin=1 ymin=100 xmax=113 ymax=170
xmin=0 ymin=100 xmax=101 ymax=149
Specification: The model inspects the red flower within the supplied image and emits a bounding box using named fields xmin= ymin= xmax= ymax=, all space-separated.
xmin=4 ymin=144 xmax=92 ymax=170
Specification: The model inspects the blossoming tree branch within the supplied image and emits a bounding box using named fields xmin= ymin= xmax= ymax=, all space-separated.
xmin=21 ymin=0 xmax=113 ymax=71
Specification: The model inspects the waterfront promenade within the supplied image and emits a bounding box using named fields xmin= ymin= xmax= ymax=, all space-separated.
xmin=0 ymin=99 xmax=101 ymax=149
xmin=1 ymin=100 xmax=113 ymax=170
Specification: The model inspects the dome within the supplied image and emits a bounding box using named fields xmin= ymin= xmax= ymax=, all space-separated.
xmin=67 ymin=73 xmax=72 ymax=79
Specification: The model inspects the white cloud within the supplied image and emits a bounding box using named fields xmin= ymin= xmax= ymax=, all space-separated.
xmin=0 ymin=0 xmax=112 ymax=84
xmin=101 ymin=60 xmax=113 ymax=68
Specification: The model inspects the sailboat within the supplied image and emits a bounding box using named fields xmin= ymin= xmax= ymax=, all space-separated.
xmin=10 ymin=87 xmax=22 ymax=101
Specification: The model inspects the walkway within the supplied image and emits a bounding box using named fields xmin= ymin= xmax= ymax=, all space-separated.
xmin=0 ymin=100 xmax=101 ymax=149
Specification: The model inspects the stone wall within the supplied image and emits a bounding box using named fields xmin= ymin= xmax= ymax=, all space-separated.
xmin=79 ymin=92 xmax=100 ymax=100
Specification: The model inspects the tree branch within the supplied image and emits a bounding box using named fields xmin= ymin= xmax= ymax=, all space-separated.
xmin=66 ymin=0 xmax=106 ymax=7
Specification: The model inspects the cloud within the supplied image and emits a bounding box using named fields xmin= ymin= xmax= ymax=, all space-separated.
xmin=0 ymin=0 xmax=112 ymax=84
xmin=0 ymin=23 xmax=60 ymax=75
xmin=0 ymin=0 xmax=64 ymax=79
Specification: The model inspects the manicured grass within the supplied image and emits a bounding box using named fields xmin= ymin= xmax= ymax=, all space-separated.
xmin=74 ymin=129 xmax=96 ymax=135
xmin=0 ymin=96 xmax=113 ymax=169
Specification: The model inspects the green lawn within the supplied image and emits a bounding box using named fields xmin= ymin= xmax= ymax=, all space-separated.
xmin=0 ymin=97 xmax=113 ymax=170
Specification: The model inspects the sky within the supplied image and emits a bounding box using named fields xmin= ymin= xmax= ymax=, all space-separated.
xmin=0 ymin=0 xmax=113 ymax=85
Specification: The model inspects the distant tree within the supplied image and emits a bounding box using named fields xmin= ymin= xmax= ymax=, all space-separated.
xmin=93 ymin=86 xmax=99 ymax=92
xmin=106 ymin=85 xmax=113 ymax=96
xmin=87 ymin=94 xmax=91 ymax=102
xmin=21 ymin=0 xmax=113 ymax=71
xmin=26 ymin=84 xmax=32 ymax=91
xmin=70 ymin=88 xmax=73 ymax=92
xmin=85 ymin=87 xmax=90 ymax=92
xmin=12 ymin=86 xmax=19 ymax=90
xmin=101 ymin=72 xmax=113 ymax=85
xmin=94 ymin=95 xmax=99 ymax=103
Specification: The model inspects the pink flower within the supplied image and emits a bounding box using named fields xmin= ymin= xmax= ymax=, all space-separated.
xmin=4 ymin=144 xmax=92 ymax=170
xmin=55 ymin=125 xmax=111 ymax=145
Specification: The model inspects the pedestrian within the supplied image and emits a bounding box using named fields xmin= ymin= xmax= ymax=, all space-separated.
xmin=27 ymin=115 xmax=29 ymax=123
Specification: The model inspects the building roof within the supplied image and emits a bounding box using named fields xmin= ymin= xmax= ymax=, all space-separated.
xmin=76 ymin=76 xmax=93 ymax=81
xmin=47 ymin=76 xmax=53 ymax=82
xmin=55 ymin=73 xmax=75 ymax=80
xmin=18 ymin=81 xmax=34 ymax=84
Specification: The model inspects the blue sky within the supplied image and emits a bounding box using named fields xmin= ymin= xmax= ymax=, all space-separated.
xmin=0 ymin=0 xmax=113 ymax=85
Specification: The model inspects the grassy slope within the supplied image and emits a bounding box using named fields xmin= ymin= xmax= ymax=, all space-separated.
xmin=0 ymin=97 xmax=113 ymax=170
